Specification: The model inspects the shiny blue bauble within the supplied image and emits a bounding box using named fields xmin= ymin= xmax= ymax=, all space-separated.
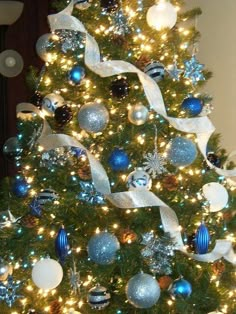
xmin=181 ymin=97 xmax=203 ymax=116
xmin=68 ymin=65 xmax=85 ymax=85
xmin=169 ymin=278 xmax=192 ymax=298
xmin=108 ymin=148 xmax=130 ymax=171
xmin=167 ymin=137 xmax=197 ymax=167
xmin=87 ymin=231 xmax=120 ymax=265
xmin=12 ymin=177 xmax=29 ymax=198
xmin=195 ymin=222 xmax=210 ymax=254
xmin=55 ymin=226 xmax=70 ymax=263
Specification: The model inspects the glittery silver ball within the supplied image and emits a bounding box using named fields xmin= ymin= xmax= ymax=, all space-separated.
xmin=42 ymin=93 xmax=64 ymax=116
xmin=126 ymin=272 xmax=160 ymax=308
xmin=77 ymin=102 xmax=109 ymax=133
xmin=128 ymin=103 xmax=149 ymax=125
xmin=166 ymin=137 xmax=197 ymax=167
xmin=87 ymin=231 xmax=120 ymax=265
xmin=88 ymin=284 xmax=111 ymax=310
xmin=35 ymin=33 xmax=52 ymax=62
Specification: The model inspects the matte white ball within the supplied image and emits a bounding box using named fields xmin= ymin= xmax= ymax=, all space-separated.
xmin=126 ymin=168 xmax=152 ymax=190
xmin=147 ymin=2 xmax=177 ymax=31
xmin=32 ymin=258 xmax=63 ymax=290
xmin=202 ymin=182 xmax=228 ymax=212
xmin=128 ymin=103 xmax=149 ymax=125
xmin=42 ymin=93 xmax=64 ymax=116
xmin=35 ymin=33 xmax=53 ymax=62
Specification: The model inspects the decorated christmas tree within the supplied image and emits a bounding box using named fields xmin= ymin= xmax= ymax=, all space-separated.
xmin=1 ymin=0 xmax=236 ymax=313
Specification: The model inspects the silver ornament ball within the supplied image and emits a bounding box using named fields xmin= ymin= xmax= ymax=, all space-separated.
xmin=42 ymin=93 xmax=64 ymax=116
xmin=126 ymin=272 xmax=160 ymax=308
xmin=35 ymin=33 xmax=53 ymax=62
xmin=78 ymin=102 xmax=109 ymax=133
xmin=128 ymin=103 xmax=149 ymax=125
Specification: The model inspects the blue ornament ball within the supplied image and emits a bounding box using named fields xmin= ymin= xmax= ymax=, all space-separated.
xmin=166 ymin=137 xmax=197 ymax=167
xmin=108 ymin=148 xmax=130 ymax=171
xmin=195 ymin=222 xmax=210 ymax=254
xmin=87 ymin=231 xmax=120 ymax=265
xmin=68 ymin=65 xmax=85 ymax=85
xmin=181 ymin=97 xmax=203 ymax=116
xmin=169 ymin=277 xmax=192 ymax=298
xmin=12 ymin=177 xmax=29 ymax=198
xmin=55 ymin=226 xmax=70 ymax=263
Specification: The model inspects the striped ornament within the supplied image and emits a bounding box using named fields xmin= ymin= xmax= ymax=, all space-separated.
xmin=88 ymin=284 xmax=111 ymax=310
xmin=144 ymin=61 xmax=165 ymax=82
xmin=195 ymin=222 xmax=210 ymax=254
xmin=37 ymin=188 xmax=59 ymax=205
xmin=74 ymin=0 xmax=92 ymax=10
xmin=55 ymin=226 xmax=70 ymax=263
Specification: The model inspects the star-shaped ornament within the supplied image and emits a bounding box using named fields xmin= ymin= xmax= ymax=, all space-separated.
xmin=184 ymin=55 xmax=205 ymax=85
xmin=166 ymin=61 xmax=183 ymax=81
xmin=76 ymin=181 xmax=106 ymax=205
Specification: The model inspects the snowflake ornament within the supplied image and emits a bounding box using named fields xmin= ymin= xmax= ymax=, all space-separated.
xmin=143 ymin=150 xmax=167 ymax=178
xmin=184 ymin=55 xmax=205 ymax=85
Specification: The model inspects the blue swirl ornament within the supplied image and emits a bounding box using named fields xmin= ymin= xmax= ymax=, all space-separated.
xmin=166 ymin=137 xmax=197 ymax=167
xmin=68 ymin=65 xmax=85 ymax=85
xmin=195 ymin=222 xmax=210 ymax=254
xmin=29 ymin=198 xmax=42 ymax=217
xmin=12 ymin=177 xmax=29 ymax=198
xmin=108 ymin=148 xmax=130 ymax=171
xmin=55 ymin=226 xmax=70 ymax=263
xmin=87 ymin=231 xmax=120 ymax=265
xmin=181 ymin=97 xmax=203 ymax=116
xmin=169 ymin=277 xmax=192 ymax=298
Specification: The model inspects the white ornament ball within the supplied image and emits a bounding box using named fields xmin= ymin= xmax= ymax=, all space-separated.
xmin=32 ymin=258 xmax=63 ymax=290
xmin=126 ymin=272 xmax=160 ymax=308
xmin=147 ymin=2 xmax=177 ymax=31
xmin=202 ymin=182 xmax=228 ymax=212
xmin=128 ymin=103 xmax=149 ymax=125
xmin=42 ymin=93 xmax=64 ymax=116
xmin=126 ymin=168 xmax=152 ymax=190
xmin=35 ymin=33 xmax=53 ymax=62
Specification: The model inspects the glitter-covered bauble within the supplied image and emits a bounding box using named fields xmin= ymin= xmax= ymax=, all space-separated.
xmin=126 ymin=168 xmax=152 ymax=190
xmin=68 ymin=65 xmax=85 ymax=85
xmin=169 ymin=277 xmax=192 ymax=298
xmin=100 ymin=0 xmax=119 ymax=12
xmin=158 ymin=276 xmax=173 ymax=290
xmin=181 ymin=97 xmax=203 ymax=116
xmin=54 ymin=105 xmax=73 ymax=126
xmin=2 ymin=137 xmax=22 ymax=161
xmin=126 ymin=272 xmax=160 ymax=309
xmin=128 ymin=103 xmax=149 ymax=125
xmin=88 ymin=284 xmax=111 ymax=310
xmin=12 ymin=177 xmax=29 ymax=198
xmin=195 ymin=222 xmax=210 ymax=254
xmin=35 ymin=33 xmax=53 ymax=62
xmin=77 ymin=102 xmax=109 ymax=133
xmin=144 ymin=61 xmax=165 ymax=82
xmin=37 ymin=188 xmax=59 ymax=205
xmin=41 ymin=93 xmax=64 ymax=116
xmin=87 ymin=231 xmax=120 ymax=265
xmin=75 ymin=0 xmax=92 ymax=10
xmin=110 ymin=77 xmax=130 ymax=99
xmin=166 ymin=137 xmax=197 ymax=167
xmin=0 ymin=261 xmax=12 ymax=281
xmin=108 ymin=148 xmax=130 ymax=171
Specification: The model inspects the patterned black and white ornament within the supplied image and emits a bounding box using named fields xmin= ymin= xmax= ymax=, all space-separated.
xmin=37 ymin=189 xmax=59 ymax=205
xmin=41 ymin=93 xmax=64 ymax=117
xmin=144 ymin=61 xmax=165 ymax=82
xmin=74 ymin=0 xmax=92 ymax=10
xmin=126 ymin=168 xmax=152 ymax=190
xmin=88 ymin=284 xmax=111 ymax=310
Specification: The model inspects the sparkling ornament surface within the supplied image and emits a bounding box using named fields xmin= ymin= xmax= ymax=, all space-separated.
xmin=35 ymin=33 xmax=53 ymax=62
xmin=54 ymin=105 xmax=73 ymax=126
xmin=181 ymin=97 xmax=203 ymax=116
xmin=126 ymin=272 xmax=160 ymax=309
xmin=110 ymin=77 xmax=130 ymax=99
xmin=41 ymin=93 xmax=64 ymax=116
xmin=77 ymin=181 xmax=106 ymax=205
xmin=87 ymin=231 xmax=120 ymax=265
xmin=128 ymin=103 xmax=149 ymax=125
xmin=144 ymin=61 xmax=165 ymax=82
xmin=88 ymin=284 xmax=111 ymax=310
xmin=78 ymin=102 xmax=109 ymax=133
xmin=146 ymin=2 xmax=177 ymax=31
xmin=100 ymin=0 xmax=119 ymax=13
xmin=184 ymin=55 xmax=205 ymax=85
xmin=68 ymin=65 xmax=85 ymax=85
xmin=166 ymin=137 xmax=197 ymax=167
xmin=55 ymin=29 xmax=85 ymax=53
xmin=0 ymin=275 xmax=22 ymax=307
xmin=3 ymin=137 xmax=22 ymax=160
xmin=126 ymin=168 xmax=152 ymax=190
xmin=195 ymin=222 xmax=210 ymax=254
xmin=37 ymin=188 xmax=59 ymax=205
xmin=12 ymin=177 xmax=29 ymax=198
xmin=143 ymin=150 xmax=167 ymax=178
xmin=108 ymin=148 xmax=130 ymax=171
xmin=169 ymin=277 xmax=192 ymax=298
xmin=55 ymin=226 xmax=70 ymax=263
xmin=111 ymin=8 xmax=131 ymax=35
xmin=32 ymin=258 xmax=63 ymax=290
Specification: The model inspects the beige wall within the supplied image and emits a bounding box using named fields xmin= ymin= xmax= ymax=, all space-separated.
xmin=185 ymin=0 xmax=236 ymax=153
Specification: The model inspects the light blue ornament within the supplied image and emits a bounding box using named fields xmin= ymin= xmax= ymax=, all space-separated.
xmin=69 ymin=65 xmax=85 ymax=85
xmin=195 ymin=222 xmax=210 ymax=254
xmin=184 ymin=55 xmax=205 ymax=85
xmin=166 ymin=137 xmax=197 ymax=167
xmin=169 ymin=277 xmax=192 ymax=298
xmin=87 ymin=231 xmax=120 ymax=265
xmin=77 ymin=181 xmax=106 ymax=205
